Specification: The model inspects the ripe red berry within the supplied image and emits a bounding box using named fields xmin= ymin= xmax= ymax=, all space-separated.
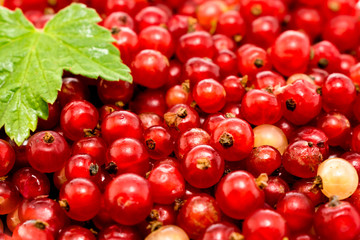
xmin=211 ymin=118 xmax=254 ymax=161
xmin=181 ymin=145 xmax=224 ymax=189
xmin=58 ymin=226 xmax=96 ymax=240
xmin=105 ymin=138 xmax=149 ymax=177
xmin=104 ymin=173 xmax=153 ymax=225
xmin=12 ymin=220 xmax=54 ymax=240
xmin=143 ymin=126 xmax=174 ymax=160
xmin=27 ymin=131 xmax=70 ymax=173
xmin=12 ymin=167 xmax=50 ymax=199
xmin=0 ymin=140 xmax=15 ymax=177
xmin=131 ymin=50 xmax=169 ymax=89
xmin=215 ymin=170 xmax=266 ymax=220
xmin=147 ymin=161 xmax=185 ymax=204
xmin=176 ymin=194 xmax=221 ymax=239
xmin=270 ymin=30 xmax=310 ymax=76
xmin=192 ymin=79 xmax=226 ymax=113
xmin=60 ymin=100 xmax=99 ymax=141
xmin=59 ymin=178 xmax=101 ymax=221
xmin=314 ymin=197 xmax=360 ymax=240
xmin=243 ymin=209 xmax=288 ymax=240
xmin=101 ymin=110 xmax=143 ymax=144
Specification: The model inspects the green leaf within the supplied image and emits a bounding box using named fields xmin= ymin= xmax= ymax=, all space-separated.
xmin=0 ymin=4 xmax=132 ymax=145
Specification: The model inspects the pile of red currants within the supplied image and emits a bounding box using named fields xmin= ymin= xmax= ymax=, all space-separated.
xmin=3 ymin=0 xmax=360 ymax=239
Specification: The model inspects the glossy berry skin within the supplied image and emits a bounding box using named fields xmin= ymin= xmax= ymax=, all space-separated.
xmin=59 ymin=178 xmax=101 ymax=221
xmin=254 ymin=71 xmax=285 ymax=90
xmin=58 ymin=77 xmax=89 ymax=108
xmin=147 ymin=161 xmax=185 ymax=204
xmin=18 ymin=197 xmax=69 ymax=236
xmin=215 ymin=171 xmax=265 ymax=220
xmin=241 ymin=89 xmax=282 ymax=126
xmin=276 ymin=192 xmax=314 ymax=233
xmin=64 ymin=154 xmax=99 ymax=181
xmin=164 ymin=104 xmax=200 ymax=137
xmin=130 ymin=89 xmax=167 ymax=116
xmin=138 ymin=204 xmax=176 ymax=236
xmin=0 ymin=180 xmax=20 ymax=215
xmin=201 ymin=222 xmax=243 ymax=240
xmin=112 ymin=27 xmax=139 ymax=65
xmin=290 ymin=126 xmax=329 ymax=159
xmin=342 ymin=152 xmax=360 ymax=176
xmin=270 ymin=30 xmax=310 ymax=76
xmin=12 ymin=167 xmax=50 ymax=199
xmin=106 ymin=138 xmax=149 ymax=177
xmin=176 ymin=31 xmax=215 ymax=63
xmin=60 ymin=100 xmax=99 ymax=141
xmin=322 ymin=73 xmax=356 ymax=115
xmin=175 ymin=128 xmax=211 ymax=160
xmin=214 ymin=49 xmax=238 ymax=77
xmin=176 ymin=194 xmax=221 ymax=239
xmin=192 ymin=79 xmax=226 ymax=113
xmin=181 ymin=145 xmax=224 ymax=189
xmin=37 ymin=101 xmax=61 ymax=130
xmin=309 ymin=41 xmax=341 ymax=74
xmin=138 ymin=113 xmax=162 ymax=131
xmin=102 ymin=11 xmax=134 ymax=30
xmin=216 ymin=10 xmax=246 ymax=40
xmin=72 ymin=137 xmax=107 ymax=166
xmin=243 ymin=209 xmax=288 ymax=240
xmin=316 ymin=112 xmax=351 ymax=147
xmin=221 ymin=75 xmax=246 ymax=103
xmin=99 ymin=104 xmax=123 ymax=122
xmin=249 ymin=16 xmax=280 ymax=49
xmin=143 ymin=126 xmax=174 ymax=160
xmin=27 ymin=131 xmax=70 ymax=173
xmin=184 ymin=57 xmax=220 ymax=86
xmin=211 ymin=118 xmax=254 ymax=161
xmin=314 ymin=199 xmax=360 ymax=240
xmin=289 ymin=7 xmax=322 ymax=41
xmin=97 ymin=78 xmax=134 ymax=105
xmin=12 ymin=220 xmax=54 ymax=240
xmin=58 ymin=225 xmax=95 ymax=240
xmin=165 ymin=84 xmax=192 ymax=108
xmin=245 ymin=145 xmax=282 ymax=177
xmin=276 ymin=79 xmax=322 ymax=125
xmin=104 ymin=173 xmax=153 ymax=226
xmin=134 ymin=6 xmax=168 ymax=32
xmin=237 ymin=45 xmax=272 ymax=78
xmin=0 ymin=140 xmax=15 ymax=176
xmin=323 ymin=15 xmax=359 ymax=52
xmin=292 ymin=178 xmax=327 ymax=206
xmin=98 ymin=224 xmax=141 ymax=240
xmin=240 ymin=0 xmax=287 ymax=22
xmin=212 ymin=34 xmax=235 ymax=52
xmin=138 ymin=26 xmax=174 ymax=58
xmin=101 ymin=110 xmax=143 ymax=144
xmin=131 ymin=49 xmax=169 ymax=89
xmin=352 ymin=125 xmax=360 ymax=153
xmin=283 ymin=140 xmax=323 ymax=178
xmin=263 ymin=176 xmax=290 ymax=208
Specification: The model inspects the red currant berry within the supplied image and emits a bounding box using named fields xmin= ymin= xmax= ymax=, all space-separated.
xmin=12 ymin=220 xmax=54 ymax=240
xmin=314 ymin=197 xmax=360 ymax=240
xmin=101 ymin=110 xmax=143 ymax=144
xmin=97 ymin=78 xmax=134 ymax=105
xmin=270 ymin=30 xmax=310 ymax=76
xmin=192 ymin=79 xmax=226 ymax=113
xmin=131 ymin=50 xmax=169 ymax=89
xmin=138 ymin=26 xmax=174 ymax=58
xmin=0 ymin=140 xmax=15 ymax=177
xmin=211 ymin=118 xmax=254 ymax=161
xmin=176 ymin=194 xmax=221 ymax=239
xmin=105 ymin=138 xmax=149 ymax=177
xmin=104 ymin=173 xmax=153 ymax=225
xmin=245 ymin=145 xmax=282 ymax=177
xmin=276 ymin=192 xmax=314 ymax=233
xmin=215 ymin=170 xmax=266 ymax=220
xmin=243 ymin=209 xmax=288 ymax=240
xmin=27 ymin=131 xmax=70 ymax=173
xmin=59 ymin=178 xmax=101 ymax=221
xmin=181 ymin=145 xmax=224 ymax=189
xmin=147 ymin=161 xmax=185 ymax=204
xmin=12 ymin=167 xmax=50 ymax=199
xmin=58 ymin=226 xmax=96 ymax=240
xmin=60 ymin=100 xmax=99 ymax=141
xmin=143 ymin=126 xmax=174 ymax=160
